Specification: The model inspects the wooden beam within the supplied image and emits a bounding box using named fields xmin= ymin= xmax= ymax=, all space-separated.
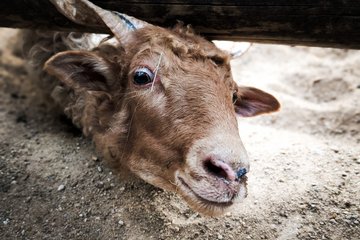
xmin=0 ymin=0 xmax=359 ymax=49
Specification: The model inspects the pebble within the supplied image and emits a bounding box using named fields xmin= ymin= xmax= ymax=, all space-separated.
xmin=329 ymin=219 xmax=337 ymax=224
xmin=118 ymin=220 xmax=124 ymax=226
xmin=217 ymin=234 xmax=223 ymax=240
xmin=92 ymin=156 xmax=99 ymax=162
xmin=279 ymin=211 xmax=288 ymax=218
xmin=104 ymin=183 xmax=113 ymax=190
xmin=97 ymin=166 xmax=103 ymax=173
xmin=330 ymin=147 xmax=339 ymax=153
xmin=344 ymin=219 xmax=352 ymax=225
xmin=95 ymin=181 xmax=104 ymax=189
xmin=3 ymin=218 xmax=10 ymax=225
xmin=57 ymin=184 xmax=65 ymax=191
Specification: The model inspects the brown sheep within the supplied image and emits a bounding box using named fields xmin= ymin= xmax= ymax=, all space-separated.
xmin=23 ymin=0 xmax=280 ymax=216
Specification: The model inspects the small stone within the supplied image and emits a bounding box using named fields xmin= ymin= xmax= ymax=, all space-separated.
xmin=118 ymin=220 xmax=124 ymax=226
xmin=344 ymin=219 xmax=352 ymax=225
xmin=217 ymin=234 xmax=223 ymax=240
xmin=3 ymin=219 xmax=10 ymax=225
xmin=95 ymin=181 xmax=104 ymax=189
xmin=92 ymin=156 xmax=99 ymax=162
xmin=330 ymin=147 xmax=339 ymax=153
xmin=103 ymin=183 xmax=112 ymax=190
xmin=329 ymin=219 xmax=337 ymax=224
xmin=97 ymin=166 xmax=103 ymax=173
xmin=11 ymin=180 xmax=17 ymax=185
xmin=279 ymin=211 xmax=288 ymax=218
xmin=57 ymin=184 xmax=65 ymax=191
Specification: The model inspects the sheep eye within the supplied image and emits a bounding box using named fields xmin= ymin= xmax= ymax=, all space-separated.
xmin=133 ymin=67 xmax=154 ymax=85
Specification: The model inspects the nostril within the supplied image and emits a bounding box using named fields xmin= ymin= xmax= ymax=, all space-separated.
xmin=204 ymin=160 xmax=227 ymax=179
xmin=203 ymin=158 xmax=236 ymax=181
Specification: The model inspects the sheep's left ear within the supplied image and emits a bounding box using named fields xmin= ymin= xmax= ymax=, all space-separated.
xmin=44 ymin=50 xmax=116 ymax=92
xmin=234 ymin=86 xmax=280 ymax=117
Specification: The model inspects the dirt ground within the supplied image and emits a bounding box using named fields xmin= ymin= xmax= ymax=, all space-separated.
xmin=0 ymin=28 xmax=359 ymax=240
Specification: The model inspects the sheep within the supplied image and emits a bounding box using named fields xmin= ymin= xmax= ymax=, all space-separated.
xmin=22 ymin=0 xmax=280 ymax=216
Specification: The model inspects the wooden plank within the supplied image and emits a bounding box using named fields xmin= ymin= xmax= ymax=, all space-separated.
xmin=0 ymin=0 xmax=359 ymax=49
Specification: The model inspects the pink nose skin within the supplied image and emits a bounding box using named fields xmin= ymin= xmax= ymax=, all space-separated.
xmin=204 ymin=157 xmax=247 ymax=182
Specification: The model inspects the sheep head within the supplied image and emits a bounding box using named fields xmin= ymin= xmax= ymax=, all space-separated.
xmin=45 ymin=0 xmax=280 ymax=216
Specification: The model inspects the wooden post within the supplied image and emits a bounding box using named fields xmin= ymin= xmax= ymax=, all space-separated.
xmin=0 ymin=0 xmax=359 ymax=49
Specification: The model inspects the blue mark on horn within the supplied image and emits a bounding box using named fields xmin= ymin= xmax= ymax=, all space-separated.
xmin=236 ymin=168 xmax=247 ymax=179
xmin=113 ymin=11 xmax=137 ymax=30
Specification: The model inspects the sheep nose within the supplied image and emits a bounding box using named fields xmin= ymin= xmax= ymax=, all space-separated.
xmin=203 ymin=157 xmax=248 ymax=182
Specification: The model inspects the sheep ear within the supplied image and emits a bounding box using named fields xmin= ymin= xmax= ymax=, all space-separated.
xmin=44 ymin=51 xmax=114 ymax=92
xmin=234 ymin=87 xmax=280 ymax=117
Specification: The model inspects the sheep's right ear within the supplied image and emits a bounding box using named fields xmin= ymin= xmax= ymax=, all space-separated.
xmin=44 ymin=51 xmax=115 ymax=92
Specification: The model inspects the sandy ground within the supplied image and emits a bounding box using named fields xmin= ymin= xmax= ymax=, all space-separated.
xmin=0 ymin=28 xmax=359 ymax=240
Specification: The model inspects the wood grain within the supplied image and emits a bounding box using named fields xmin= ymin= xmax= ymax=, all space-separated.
xmin=0 ymin=0 xmax=359 ymax=49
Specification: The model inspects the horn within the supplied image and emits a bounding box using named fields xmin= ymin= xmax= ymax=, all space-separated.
xmin=50 ymin=0 xmax=151 ymax=41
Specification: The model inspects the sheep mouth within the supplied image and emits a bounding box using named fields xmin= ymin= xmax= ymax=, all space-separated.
xmin=177 ymin=177 xmax=235 ymax=208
